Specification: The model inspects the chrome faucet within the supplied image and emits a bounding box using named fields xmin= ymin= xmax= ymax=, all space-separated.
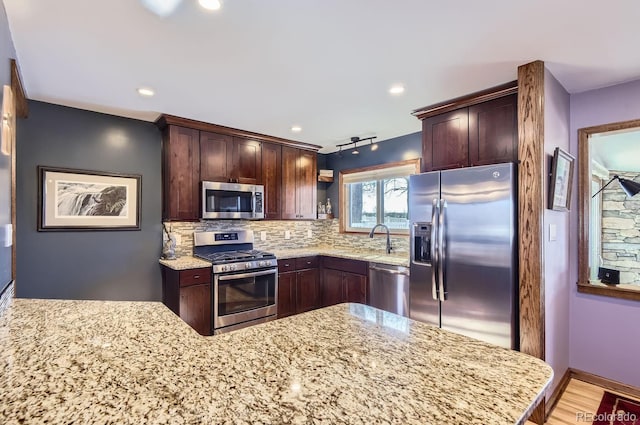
xmin=369 ymin=223 xmax=392 ymax=254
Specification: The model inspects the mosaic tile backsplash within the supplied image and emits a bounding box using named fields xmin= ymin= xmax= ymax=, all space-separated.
xmin=0 ymin=282 xmax=14 ymax=317
xmin=164 ymin=219 xmax=409 ymax=257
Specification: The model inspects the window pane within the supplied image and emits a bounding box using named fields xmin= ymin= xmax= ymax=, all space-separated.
xmin=349 ymin=181 xmax=377 ymax=228
xmin=382 ymin=177 xmax=409 ymax=230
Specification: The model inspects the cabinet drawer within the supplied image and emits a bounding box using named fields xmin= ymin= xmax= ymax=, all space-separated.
xmin=296 ymin=256 xmax=319 ymax=270
xmin=278 ymin=259 xmax=296 ymax=273
xmin=179 ymin=268 xmax=212 ymax=287
xmin=321 ymin=256 xmax=367 ymax=275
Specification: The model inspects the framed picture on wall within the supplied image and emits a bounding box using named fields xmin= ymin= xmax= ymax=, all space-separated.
xmin=549 ymin=147 xmax=575 ymax=211
xmin=38 ymin=166 xmax=141 ymax=231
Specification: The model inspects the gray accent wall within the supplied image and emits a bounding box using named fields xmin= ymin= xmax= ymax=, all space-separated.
xmin=0 ymin=2 xmax=17 ymax=295
xmin=16 ymin=101 xmax=163 ymax=301
xmin=323 ymin=131 xmax=422 ymax=217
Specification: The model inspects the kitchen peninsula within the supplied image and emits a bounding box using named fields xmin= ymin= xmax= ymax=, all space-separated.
xmin=0 ymin=299 xmax=552 ymax=424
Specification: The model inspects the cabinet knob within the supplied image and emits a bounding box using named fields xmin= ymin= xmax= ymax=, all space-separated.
xmin=194 ymin=275 xmax=200 ymax=279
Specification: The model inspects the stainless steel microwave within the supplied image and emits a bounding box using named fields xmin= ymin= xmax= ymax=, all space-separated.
xmin=201 ymin=181 xmax=264 ymax=219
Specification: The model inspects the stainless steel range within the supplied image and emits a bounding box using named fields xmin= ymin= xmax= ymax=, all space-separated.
xmin=194 ymin=230 xmax=277 ymax=334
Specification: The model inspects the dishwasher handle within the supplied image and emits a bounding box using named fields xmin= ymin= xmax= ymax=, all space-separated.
xmin=369 ymin=264 xmax=409 ymax=276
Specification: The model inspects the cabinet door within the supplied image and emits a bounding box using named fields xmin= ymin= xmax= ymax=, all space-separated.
xmin=179 ymin=283 xmax=211 ymax=336
xmin=422 ymin=109 xmax=469 ymax=172
xmin=296 ymin=268 xmax=320 ymax=313
xmin=200 ymin=131 xmax=233 ymax=182
xmin=321 ymin=268 xmax=344 ymax=307
xmin=343 ymin=272 xmax=367 ymax=304
xmin=261 ymin=142 xmax=281 ymax=219
xmin=277 ymin=272 xmax=296 ymax=318
xmin=281 ymin=146 xmax=299 ymax=219
xmin=296 ymin=150 xmax=317 ymax=219
xmin=232 ymin=138 xmax=262 ymax=185
xmin=164 ymin=126 xmax=200 ymax=220
xmin=468 ymin=94 xmax=517 ymax=166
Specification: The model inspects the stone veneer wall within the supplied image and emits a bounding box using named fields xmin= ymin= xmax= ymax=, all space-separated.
xmin=0 ymin=281 xmax=14 ymax=317
xmin=601 ymin=171 xmax=640 ymax=285
xmin=164 ymin=219 xmax=409 ymax=258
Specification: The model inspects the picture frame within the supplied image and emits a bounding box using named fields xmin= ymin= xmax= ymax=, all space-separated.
xmin=549 ymin=147 xmax=575 ymax=211
xmin=38 ymin=166 xmax=141 ymax=231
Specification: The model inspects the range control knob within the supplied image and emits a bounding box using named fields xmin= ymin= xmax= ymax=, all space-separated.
xmin=245 ymin=262 xmax=252 ymax=269
xmin=229 ymin=265 xmax=236 ymax=271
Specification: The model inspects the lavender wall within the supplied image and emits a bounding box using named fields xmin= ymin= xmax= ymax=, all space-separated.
xmin=543 ymin=68 xmax=571 ymax=397
xmin=569 ymin=78 xmax=640 ymax=386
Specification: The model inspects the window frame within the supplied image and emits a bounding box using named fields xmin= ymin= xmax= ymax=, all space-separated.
xmin=338 ymin=159 xmax=421 ymax=235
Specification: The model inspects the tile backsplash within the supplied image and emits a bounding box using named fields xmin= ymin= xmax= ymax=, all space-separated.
xmin=0 ymin=281 xmax=14 ymax=317
xmin=164 ymin=219 xmax=409 ymax=257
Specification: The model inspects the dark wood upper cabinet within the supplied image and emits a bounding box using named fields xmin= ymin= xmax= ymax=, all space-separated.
xmin=281 ymin=146 xmax=317 ymax=219
xmin=157 ymin=114 xmax=321 ymax=221
xmin=162 ymin=125 xmax=200 ymax=220
xmin=418 ymin=91 xmax=517 ymax=172
xmin=233 ymin=137 xmax=262 ymax=185
xmin=261 ymin=143 xmax=281 ymax=219
xmin=200 ymin=131 xmax=232 ymax=183
xmin=200 ymin=132 xmax=262 ymax=184
xmin=468 ymin=94 xmax=518 ymax=167
xmin=422 ymin=109 xmax=469 ymax=172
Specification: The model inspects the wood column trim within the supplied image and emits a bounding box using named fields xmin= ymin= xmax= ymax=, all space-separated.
xmin=517 ymin=60 xmax=546 ymax=424
xmin=10 ymin=59 xmax=27 ymax=119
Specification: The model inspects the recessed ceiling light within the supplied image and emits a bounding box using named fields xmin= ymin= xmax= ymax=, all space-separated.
xmin=137 ymin=87 xmax=155 ymax=97
xmin=389 ymin=84 xmax=405 ymax=95
xmin=199 ymin=0 xmax=222 ymax=10
xmin=291 ymin=125 xmax=302 ymax=133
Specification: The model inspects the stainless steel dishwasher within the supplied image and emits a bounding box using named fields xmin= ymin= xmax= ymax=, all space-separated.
xmin=368 ymin=262 xmax=410 ymax=317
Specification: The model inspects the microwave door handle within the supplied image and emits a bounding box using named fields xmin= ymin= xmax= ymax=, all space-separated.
xmin=431 ymin=198 xmax=439 ymax=301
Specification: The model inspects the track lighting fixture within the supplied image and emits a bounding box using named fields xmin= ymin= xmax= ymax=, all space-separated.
xmin=336 ymin=135 xmax=377 ymax=155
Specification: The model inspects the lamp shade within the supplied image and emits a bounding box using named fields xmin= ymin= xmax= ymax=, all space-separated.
xmin=619 ymin=177 xmax=640 ymax=198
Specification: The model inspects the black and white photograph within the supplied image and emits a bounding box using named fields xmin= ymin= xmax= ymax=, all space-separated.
xmin=38 ymin=166 xmax=141 ymax=231
xmin=549 ymin=147 xmax=575 ymax=211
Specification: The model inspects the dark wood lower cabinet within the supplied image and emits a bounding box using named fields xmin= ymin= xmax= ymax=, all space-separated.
xmin=179 ymin=284 xmax=211 ymax=336
xmin=343 ymin=272 xmax=367 ymax=304
xmin=321 ymin=268 xmax=343 ymax=307
xmin=277 ymin=257 xmax=321 ymax=318
xmin=277 ymin=271 xmax=297 ymax=318
xmin=321 ymin=268 xmax=367 ymax=307
xmin=161 ymin=266 xmax=212 ymax=335
xmin=296 ymin=268 xmax=321 ymax=313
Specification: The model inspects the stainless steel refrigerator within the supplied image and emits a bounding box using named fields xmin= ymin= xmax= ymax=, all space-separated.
xmin=409 ymin=162 xmax=518 ymax=349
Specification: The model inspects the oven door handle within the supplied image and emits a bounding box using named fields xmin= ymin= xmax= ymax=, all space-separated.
xmin=217 ymin=269 xmax=277 ymax=281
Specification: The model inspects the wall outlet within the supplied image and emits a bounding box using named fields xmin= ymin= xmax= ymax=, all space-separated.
xmin=549 ymin=224 xmax=557 ymax=242
xmin=307 ymin=229 xmax=312 ymax=238
xmin=285 ymin=230 xmax=291 ymax=240
xmin=260 ymin=231 xmax=267 ymax=241
xmin=174 ymin=233 xmax=182 ymax=245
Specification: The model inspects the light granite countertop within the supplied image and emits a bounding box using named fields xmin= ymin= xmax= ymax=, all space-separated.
xmin=0 ymin=299 xmax=552 ymax=424
xmin=160 ymin=247 xmax=409 ymax=270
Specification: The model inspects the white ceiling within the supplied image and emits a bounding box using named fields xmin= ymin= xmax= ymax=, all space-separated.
xmin=4 ymin=0 xmax=640 ymax=153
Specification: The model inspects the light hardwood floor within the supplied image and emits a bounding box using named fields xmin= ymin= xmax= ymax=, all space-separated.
xmin=527 ymin=378 xmax=640 ymax=424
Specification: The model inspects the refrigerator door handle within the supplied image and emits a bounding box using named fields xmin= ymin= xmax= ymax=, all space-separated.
xmin=438 ymin=199 xmax=447 ymax=301
xmin=431 ymin=198 xmax=439 ymax=301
